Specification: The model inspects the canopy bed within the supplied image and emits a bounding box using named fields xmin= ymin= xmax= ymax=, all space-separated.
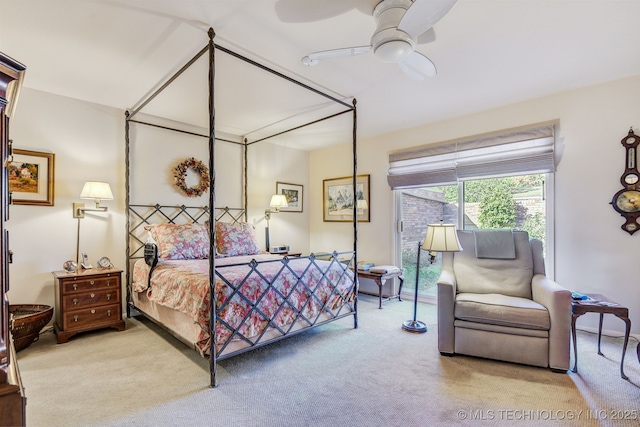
xmin=124 ymin=28 xmax=359 ymax=387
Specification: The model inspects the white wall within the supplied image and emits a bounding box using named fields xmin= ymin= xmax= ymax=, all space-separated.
xmin=6 ymin=87 xmax=310 ymax=308
xmin=246 ymin=141 xmax=310 ymax=254
xmin=310 ymin=74 xmax=640 ymax=336
xmin=7 ymin=88 xmax=125 ymax=305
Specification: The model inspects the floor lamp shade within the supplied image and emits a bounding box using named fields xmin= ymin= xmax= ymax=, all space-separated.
xmin=422 ymin=223 xmax=462 ymax=252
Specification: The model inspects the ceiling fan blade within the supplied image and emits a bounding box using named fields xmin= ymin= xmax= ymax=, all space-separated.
xmin=398 ymin=51 xmax=437 ymax=80
xmin=275 ymin=0 xmax=359 ymax=23
xmin=302 ymin=46 xmax=372 ymax=66
xmin=398 ymin=0 xmax=458 ymax=39
xmin=416 ymin=28 xmax=436 ymax=45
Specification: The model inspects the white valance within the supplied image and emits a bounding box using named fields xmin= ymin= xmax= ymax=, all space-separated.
xmin=387 ymin=123 xmax=556 ymax=189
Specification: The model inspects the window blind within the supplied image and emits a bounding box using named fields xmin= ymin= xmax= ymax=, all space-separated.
xmin=387 ymin=123 xmax=556 ymax=189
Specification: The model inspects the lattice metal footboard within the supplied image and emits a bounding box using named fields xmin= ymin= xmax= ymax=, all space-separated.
xmin=126 ymin=204 xmax=358 ymax=374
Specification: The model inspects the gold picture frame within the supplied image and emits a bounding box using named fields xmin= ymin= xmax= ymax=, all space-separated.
xmin=8 ymin=148 xmax=55 ymax=206
xmin=323 ymin=174 xmax=370 ymax=222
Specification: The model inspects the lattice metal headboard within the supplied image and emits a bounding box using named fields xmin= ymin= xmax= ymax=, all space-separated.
xmin=127 ymin=204 xmax=245 ymax=261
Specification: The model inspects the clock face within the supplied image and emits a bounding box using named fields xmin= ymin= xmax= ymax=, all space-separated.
xmin=97 ymin=257 xmax=112 ymax=268
xmin=614 ymin=190 xmax=640 ymax=213
xmin=624 ymin=173 xmax=639 ymax=185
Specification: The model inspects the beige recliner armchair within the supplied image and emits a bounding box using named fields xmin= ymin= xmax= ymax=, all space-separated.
xmin=437 ymin=230 xmax=571 ymax=372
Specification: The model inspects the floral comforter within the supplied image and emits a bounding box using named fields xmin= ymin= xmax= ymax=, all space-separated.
xmin=132 ymin=254 xmax=356 ymax=356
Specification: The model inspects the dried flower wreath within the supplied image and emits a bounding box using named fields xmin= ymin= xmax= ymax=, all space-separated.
xmin=173 ymin=157 xmax=209 ymax=197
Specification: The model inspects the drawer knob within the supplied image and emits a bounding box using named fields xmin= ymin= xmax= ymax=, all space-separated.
xmin=73 ymin=298 xmax=78 ymax=305
xmin=90 ymin=293 xmax=95 ymax=298
xmin=73 ymin=284 xmax=78 ymax=291
xmin=107 ymin=310 xmax=111 ymax=317
xmin=90 ymin=280 xmax=95 ymax=285
xmin=106 ymin=280 xmax=111 ymax=286
xmin=91 ymin=309 xmax=96 ymax=314
xmin=74 ymin=315 xmax=78 ymax=322
xmin=106 ymin=294 xmax=111 ymax=300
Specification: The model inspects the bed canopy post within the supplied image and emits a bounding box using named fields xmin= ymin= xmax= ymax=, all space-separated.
xmin=124 ymin=110 xmax=132 ymax=318
xmin=207 ymin=27 xmax=218 ymax=388
xmin=243 ymin=137 xmax=248 ymax=222
xmin=351 ymin=98 xmax=359 ymax=329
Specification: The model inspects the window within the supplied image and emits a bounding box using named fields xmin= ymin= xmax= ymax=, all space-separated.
xmin=398 ymin=175 xmax=549 ymax=299
xmin=388 ymin=123 xmax=558 ymax=301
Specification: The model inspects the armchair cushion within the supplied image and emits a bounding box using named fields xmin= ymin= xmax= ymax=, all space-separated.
xmin=455 ymin=293 xmax=550 ymax=330
xmin=453 ymin=231 xmax=533 ymax=298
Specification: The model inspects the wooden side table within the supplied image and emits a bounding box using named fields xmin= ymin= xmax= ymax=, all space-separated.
xmin=571 ymin=293 xmax=631 ymax=380
xmin=52 ymin=267 xmax=125 ymax=343
xmin=356 ymin=269 xmax=404 ymax=309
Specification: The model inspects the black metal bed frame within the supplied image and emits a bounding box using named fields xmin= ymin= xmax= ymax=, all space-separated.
xmin=124 ymin=28 xmax=359 ymax=387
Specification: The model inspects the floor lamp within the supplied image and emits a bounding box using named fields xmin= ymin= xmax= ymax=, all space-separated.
xmin=402 ymin=221 xmax=462 ymax=333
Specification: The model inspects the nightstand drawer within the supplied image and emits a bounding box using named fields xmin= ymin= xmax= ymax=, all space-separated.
xmin=61 ymin=274 xmax=119 ymax=294
xmin=62 ymin=288 xmax=120 ymax=310
xmin=62 ymin=303 xmax=121 ymax=330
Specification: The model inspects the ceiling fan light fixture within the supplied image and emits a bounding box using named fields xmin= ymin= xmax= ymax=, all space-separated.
xmin=301 ymin=56 xmax=318 ymax=66
xmin=374 ymin=39 xmax=413 ymax=62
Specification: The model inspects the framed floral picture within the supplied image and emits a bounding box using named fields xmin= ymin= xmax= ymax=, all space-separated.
xmin=8 ymin=148 xmax=55 ymax=206
xmin=276 ymin=182 xmax=303 ymax=212
xmin=323 ymin=174 xmax=369 ymax=222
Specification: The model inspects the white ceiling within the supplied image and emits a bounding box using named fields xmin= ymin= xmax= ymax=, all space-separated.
xmin=2 ymin=0 xmax=640 ymax=150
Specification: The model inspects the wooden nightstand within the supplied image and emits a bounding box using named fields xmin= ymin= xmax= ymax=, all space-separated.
xmin=52 ymin=267 xmax=125 ymax=344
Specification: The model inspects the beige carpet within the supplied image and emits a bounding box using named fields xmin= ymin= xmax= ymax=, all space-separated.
xmin=16 ymin=295 xmax=640 ymax=427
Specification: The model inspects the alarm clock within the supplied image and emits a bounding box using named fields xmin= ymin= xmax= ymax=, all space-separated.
xmin=97 ymin=256 xmax=113 ymax=268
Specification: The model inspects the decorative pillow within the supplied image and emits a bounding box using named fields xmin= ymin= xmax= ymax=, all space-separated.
xmin=215 ymin=222 xmax=262 ymax=257
xmin=144 ymin=223 xmax=210 ymax=260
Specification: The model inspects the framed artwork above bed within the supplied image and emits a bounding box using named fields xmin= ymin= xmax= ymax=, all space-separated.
xmin=323 ymin=174 xmax=369 ymax=222
xmin=276 ymin=182 xmax=303 ymax=212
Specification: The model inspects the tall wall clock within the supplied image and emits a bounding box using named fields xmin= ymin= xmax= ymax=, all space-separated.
xmin=611 ymin=128 xmax=640 ymax=235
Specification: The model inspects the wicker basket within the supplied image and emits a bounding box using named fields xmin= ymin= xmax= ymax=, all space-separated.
xmin=9 ymin=304 xmax=53 ymax=352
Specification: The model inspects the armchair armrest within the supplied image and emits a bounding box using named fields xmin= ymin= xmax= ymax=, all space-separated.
xmin=532 ymin=274 xmax=571 ymax=370
xmin=437 ymin=269 xmax=457 ymax=354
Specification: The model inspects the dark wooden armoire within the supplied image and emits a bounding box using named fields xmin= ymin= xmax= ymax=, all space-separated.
xmin=0 ymin=51 xmax=27 ymax=427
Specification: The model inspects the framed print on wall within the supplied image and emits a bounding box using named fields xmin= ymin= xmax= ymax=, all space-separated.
xmin=323 ymin=174 xmax=370 ymax=222
xmin=8 ymin=148 xmax=55 ymax=206
xmin=276 ymin=182 xmax=303 ymax=212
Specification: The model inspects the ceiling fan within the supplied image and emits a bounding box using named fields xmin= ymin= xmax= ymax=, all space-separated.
xmin=275 ymin=0 xmax=458 ymax=81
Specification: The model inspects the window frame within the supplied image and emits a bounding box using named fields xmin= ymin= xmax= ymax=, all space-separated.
xmin=393 ymin=172 xmax=555 ymax=302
